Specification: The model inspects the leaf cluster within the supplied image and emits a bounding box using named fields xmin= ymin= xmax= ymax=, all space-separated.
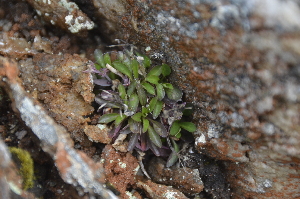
xmin=90 ymin=48 xmax=196 ymax=167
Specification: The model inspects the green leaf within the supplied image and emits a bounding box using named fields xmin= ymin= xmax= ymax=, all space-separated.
xmin=117 ymin=51 xmax=125 ymax=62
xmin=175 ymin=132 xmax=182 ymax=139
xmin=94 ymin=49 xmax=105 ymax=68
xmin=132 ymin=112 xmax=142 ymax=122
xmin=146 ymin=75 xmax=159 ymax=84
xmin=141 ymin=82 xmax=156 ymax=95
xmin=162 ymin=83 xmax=173 ymax=89
xmin=166 ymin=151 xmax=178 ymax=167
xmin=112 ymin=61 xmax=132 ymax=79
xmin=127 ymin=80 xmax=136 ymax=96
xmin=136 ymin=52 xmax=151 ymax=67
xmin=183 ymin=104 xmax=193 ymax=116
xmin=166 ymin=86 xmax=183 ymax=101
xmin=148 ymin=97 xmax=158 ymax=112
xmin=103 ymin=53 xmax=111 ymax=65
xmin=142 ymin=118 xmax=149 ymax=133
xmin=147 ymin=125 xmax=162 ymax=148
xmin=150 ymin=119 xmax=168 ymax=137
xmin=129 ymin=93 xmax=139 ymax=112
xmin=156 ymin=84 xmax=165 ymax=100
xmin=131 ymin=59 xmax=139 ymax=79
xmin=118 ymin=84 xmax=126 ymax=99
xmin=161 ymin=63 xmax=171 ymax=76
xmin=142 ymin=107 xmax=149 ymax=117
xmin=114 ymin=114 xmax=127 ymax=126
xmin=152 ymin=101 xmax=163 ymax=119
xmin=98 ymin=113 xmax=119 ymax=123
xmin=172 ymin=139 xmax=180 ymax=152
xmin=179 ymin=122 xmax=197 ymax=132
xmin=143 ymin=55 xmax=151 ymax=68
xmin=136 ymin=83 xmax=147 ymax=106
xmin=147 ymin=65 xmax=162 ymax=77
xmin=170 ymin=121 xmax=181 ymax=136
xmin=94 ymin=63 xmax=102 ymax=70
xmin=166 ymin=139 xmax=179 ymax=167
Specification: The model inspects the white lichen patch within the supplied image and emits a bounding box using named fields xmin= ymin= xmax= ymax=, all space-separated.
xmin=162 ymin=191 xmax=179 ymax=199
xmin=133 ymin=165 xmax=140 ymax=174
xmin=58 ymin=0 xmax=79 ymax=12
xmin=65 ymin=15 xmax=94 ymax=33
xmin=195 ymin=134 xmax=206 ymax=145
xmin=207 ymin=124 xmax=220 ymax=139
xmin=125 ymin=191 xmax=139 ymax=199
xmin=118 ymin=162 xmax=127 ymax=168
xmin=97 ymin=124 xmax=107 ymax=130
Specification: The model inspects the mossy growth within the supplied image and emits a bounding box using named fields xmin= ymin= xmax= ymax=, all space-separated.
xmin=9 ymin=147 xmax=35 ymax=190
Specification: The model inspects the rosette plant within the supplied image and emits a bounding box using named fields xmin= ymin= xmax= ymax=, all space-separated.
xmin=86 ymin=46 xmax=196 ymax=167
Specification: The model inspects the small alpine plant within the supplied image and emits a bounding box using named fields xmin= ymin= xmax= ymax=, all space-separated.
xmin=86 ymin=46 xmax=196 ymax=167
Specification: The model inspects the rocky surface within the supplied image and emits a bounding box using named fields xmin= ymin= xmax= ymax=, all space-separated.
xmin=0 ymin=0 xmax=299 ymax=198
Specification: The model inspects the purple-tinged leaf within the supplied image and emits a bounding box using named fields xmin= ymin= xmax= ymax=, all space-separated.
xmin=119 ymin=128 xmax=131 ymax=134
xmin=166 ymin=139 xmax=180 ymax=167
xmin=94 ymin=79 xmax=111 ymax=86
xmin=147 ymin=125 xmax=162 ymax=148
xmin=100 ymin=91 xmax=114 ymax=100
xmin=129 ymin=119 xmax=142 ymax=134
xmin=108 ymin=124 xmax=122 ymax=138
xmin=147 ymin=137 xmax=161 ymax=156
xmin=98 ymin=113 xmax=119 ymax=123
xmin=140 ymin=133 xmax=147 ymax=151
xmin=83 ymin=66 xmax=109 ymax=77
xmin=166 ymin=151 xmax=178 ymax=167
xmin=95 ymin=97 xmax=122 ymax=109
xmin=128 ymin=133 xmax=139 ymax=151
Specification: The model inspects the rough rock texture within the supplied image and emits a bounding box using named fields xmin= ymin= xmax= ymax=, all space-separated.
xmin=88 ymin=0 xmax=300 ymax=198
xmin=26 ymin=0 xmax=94 ymax=34
xmin=18 ymin=53 xmax=95 ymax=144
xmin=1 ymin=0 xmax=300 ymax=198
xmin=147 ymin=157 xmax=204 ymax=195
xmin=0 ymin=56 xmax=117 ymax=199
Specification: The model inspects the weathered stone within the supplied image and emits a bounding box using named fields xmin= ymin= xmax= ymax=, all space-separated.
xmin=147 ymin=157 xmax=204 ymax=195
xmin=91 ymin=0 xmax=300 ymax=197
